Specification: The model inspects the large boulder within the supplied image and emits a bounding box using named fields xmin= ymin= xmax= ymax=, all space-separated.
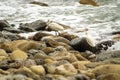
xmin=79 ymin=0 xmax=99 ymax=6
xmin=19 ymin=20 xmax=47 ymax=32
xmin=70 ymin=37 xmax=95 ymax=52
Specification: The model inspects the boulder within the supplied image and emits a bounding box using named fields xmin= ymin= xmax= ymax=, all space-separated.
xmin=19 ymin=20 xmax=47 ymax=32
xmin=0 ymin=20 xmax=11 ymax=31
xmin=10 ymin=49 xmax=28 ymax=61
xmin=70 ymin=37 xmax=95 ymax=52
xmin=79 ymin=0 xmax=99 ymax=6
xmin=46 ymin=20 xmax=65 ymax=31
xmin=95 ymin=40 xmax=114 ymax=53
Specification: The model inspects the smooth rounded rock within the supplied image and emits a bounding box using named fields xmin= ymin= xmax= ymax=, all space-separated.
xmin=10 ymin=49 xmax=28 ymax=61
xmin=30 ymin=65 xmax=46 ymax=75
xmin=70 ymin=37 xmax=95 ymax=52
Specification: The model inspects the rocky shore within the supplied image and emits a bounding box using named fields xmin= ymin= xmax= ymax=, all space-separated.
xmin=0 ymin=19 xmax=120 ymax=80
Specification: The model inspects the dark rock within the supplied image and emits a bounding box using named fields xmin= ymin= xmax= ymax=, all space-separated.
xmin=111 ymin=31 xmax=120 ymax=35
xmin=32 ymin=32 xmax=53 ymax=41
xmin=30 ymin=1 xmax=49 ymax=6
xmin=70 ymin=37 xmax=95 ymax=52
xmin=19 ymin=20 xmax=47 ymax=32
xmin=1 ymin=31 xmax=24 ymax=40
xmin=19 ymin=24 xmax=36 ymax=32
xmin=95 ymin=40 xmax=114 ymax=53
xmin=0 ymin=20 xmax=11 ymax=31
xmin=3 ymin=27 xmax=24 ymax=33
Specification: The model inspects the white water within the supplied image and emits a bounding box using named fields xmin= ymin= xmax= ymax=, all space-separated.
xmin=0 ymin=0 xmax=120 ymax=50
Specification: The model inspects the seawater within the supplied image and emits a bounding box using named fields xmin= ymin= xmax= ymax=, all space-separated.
xmin=0 ymin=0 xmax=120 ymax=50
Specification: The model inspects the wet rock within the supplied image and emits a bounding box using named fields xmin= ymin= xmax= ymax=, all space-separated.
xmin=30 ymin=65 xmax=46 ymax=75
xmin=79 ymin=0 xmax=99 ymax=6
xmin=70 ymin=37 xmax=95 ymax=52
xmin=97 ymin=73 xmax=120 ymax=80
xmin=46 ymin=20 xmax=64 ymax=31
xmin=91 ymin=64 xmax=120 ymax=76
xmin=95 ymin=40 xmax=114 ymax=53
xmin=10 ymin=49 xmax=28 ymax=61
xmin=3 ymin=27 xmax=24 ymax=33
xmin=111 ymin=31 xmax=120 ymax=35
xmin=32 ymin=32 xmax=53 ymax=41
xmin=1 ymin=31 xmax=24 ymax=41
xmin=30 ymin=1 xmax=49 ymax=6
xmin=56 ymin=63 xmax=77 ymax=76
xmin=0 ymin=20 xmax=11 ymax=31
xmin=59 ymin=32 xmax=78 ymax=41
xmin=19 ymin=20 xmax=47 ymax=32
xmin=0 ymin=49 xmax=8 ymax=57
xmin=19 ymin=24 xmax=36 ymax=32
xmin=72 ymin=61 xmax=91 ymax=70
xmin=95 ymin=50 xmax=120 ymax=61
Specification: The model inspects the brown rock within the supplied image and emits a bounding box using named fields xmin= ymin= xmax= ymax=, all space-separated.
xmin=32 ymin=32 xmax=53 ymax=41
xmin=10 ymin=49 xmax=28 ymax=61
xmin=79 ymin=0 xmax=99 ymax=6
xmin=30 ymin=65 xmax=46 ymax=75
xmin=59 ymin=32 xmax=78 ymax=41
